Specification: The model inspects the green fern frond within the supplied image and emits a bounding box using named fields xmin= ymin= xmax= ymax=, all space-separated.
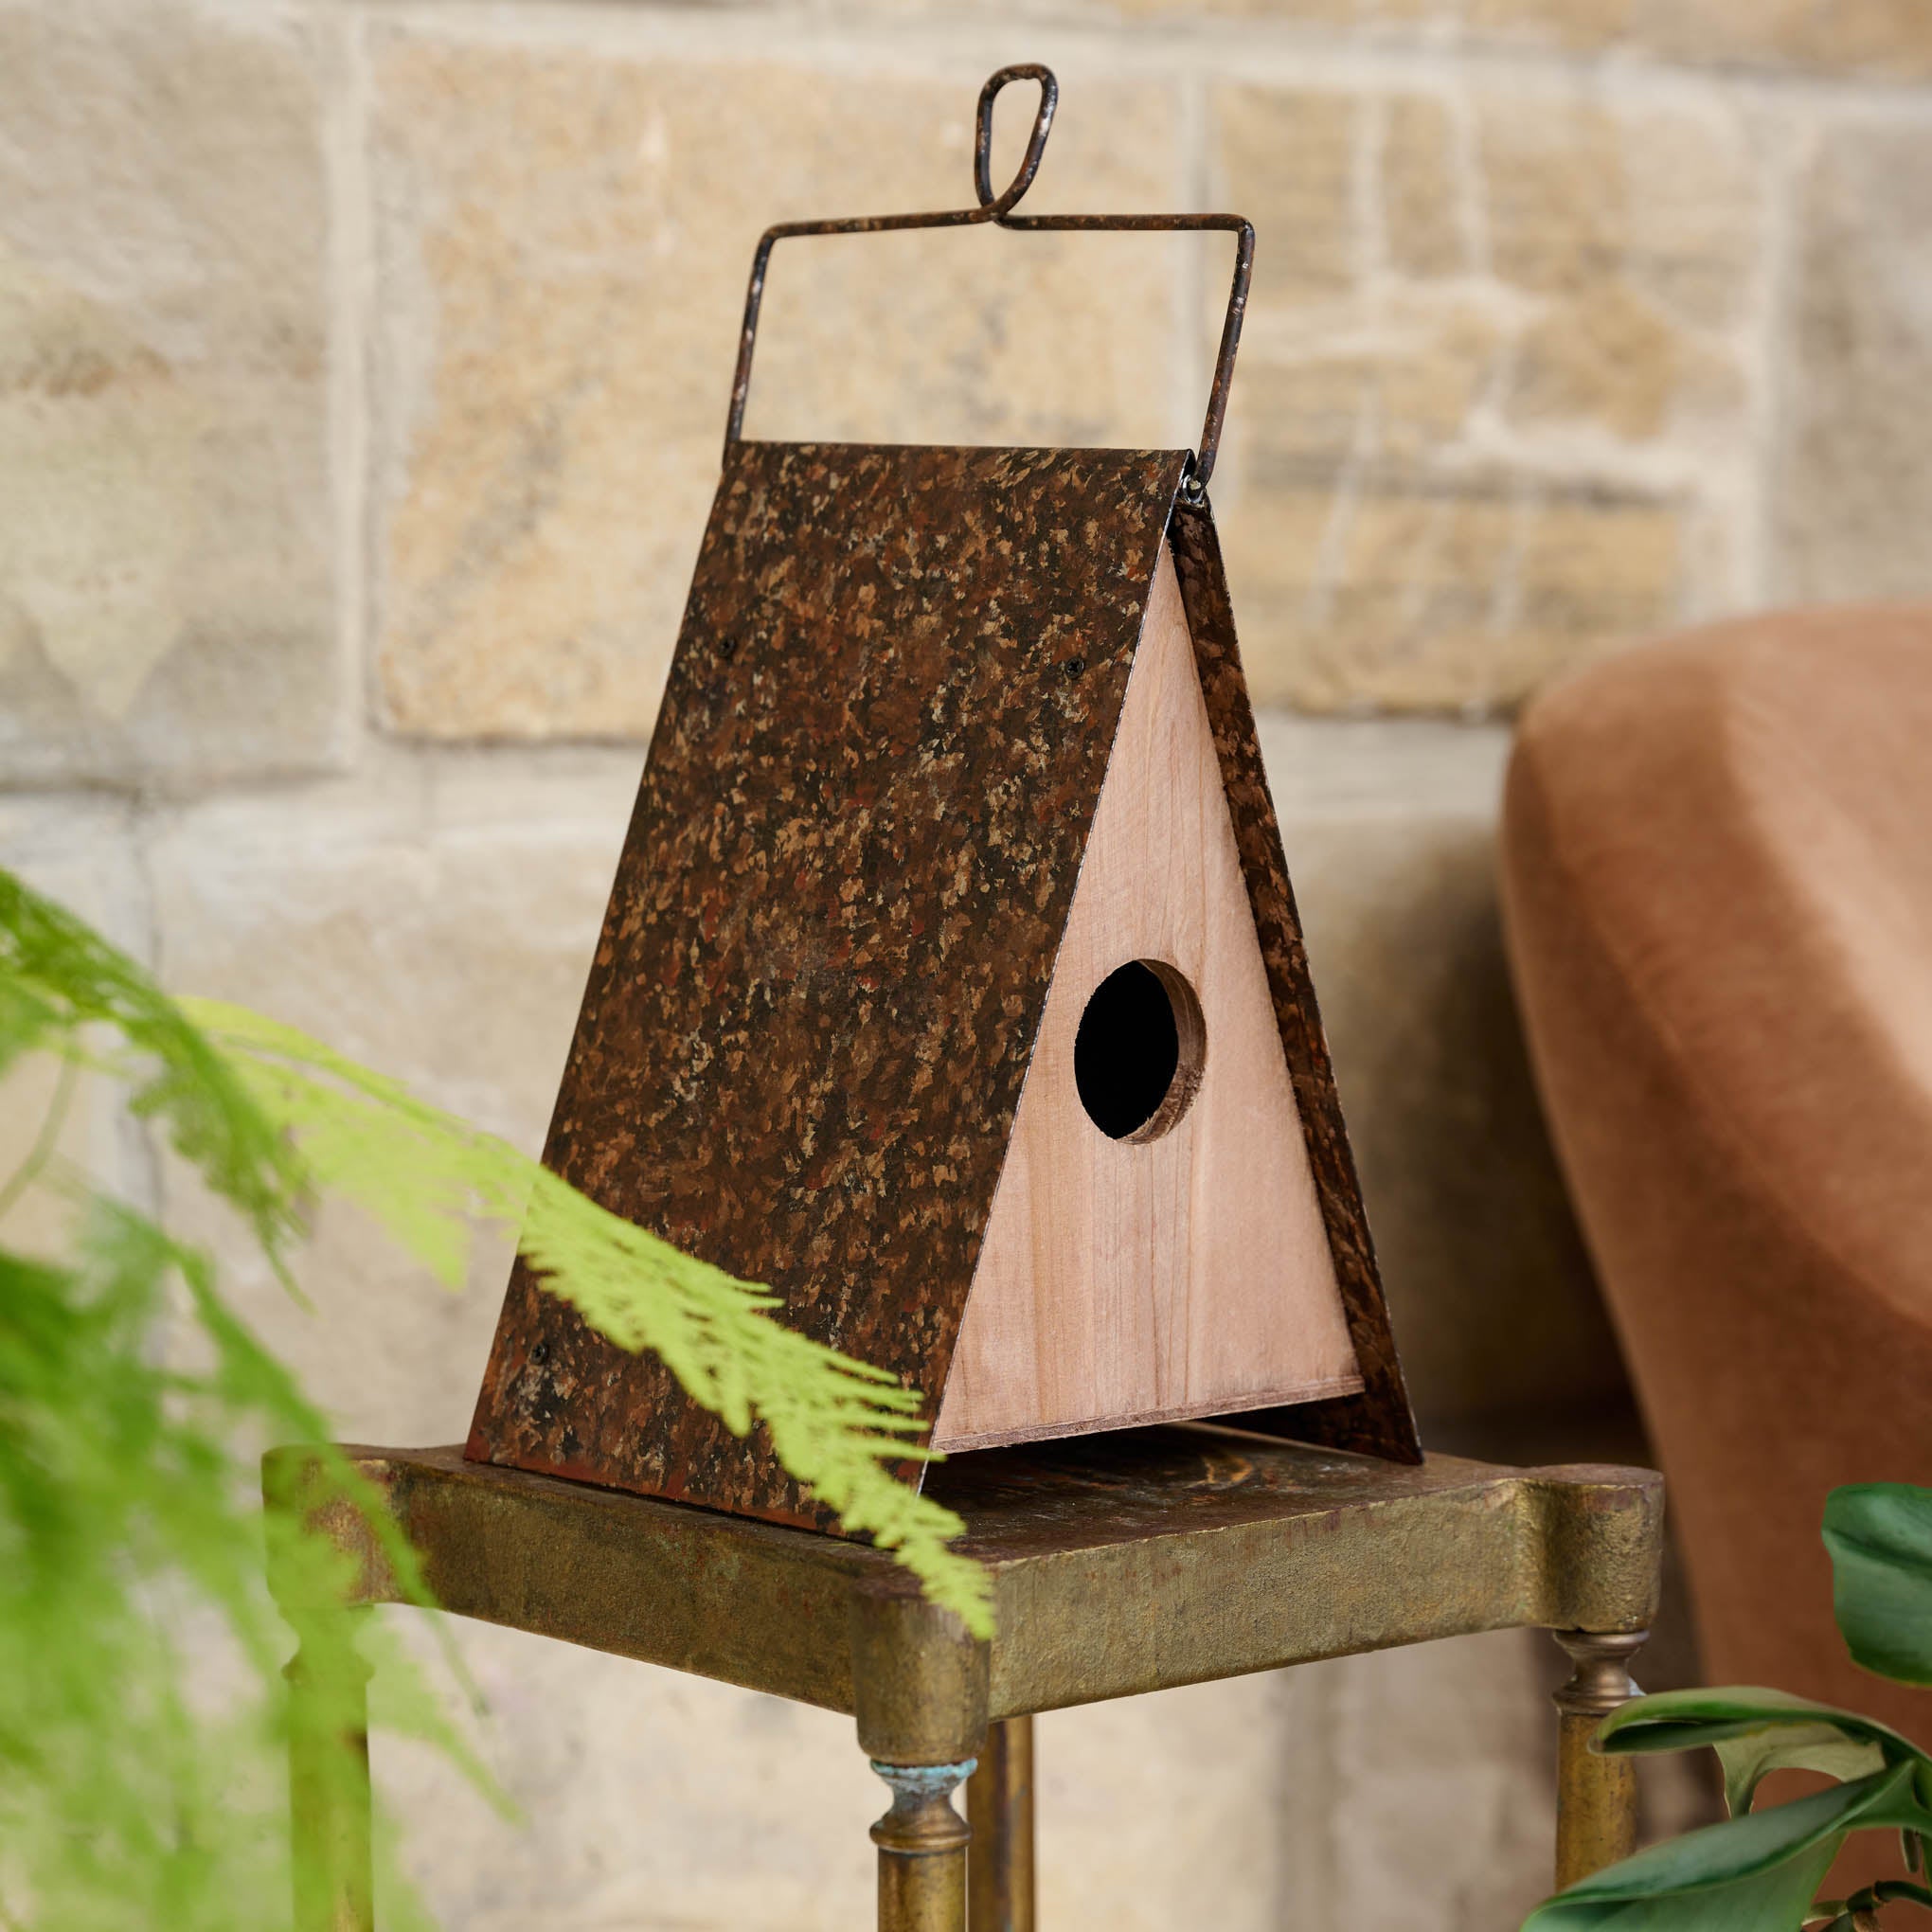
xmin=0 ymin=870 xmax=305 ymax=1265
xmin=185 ymin=998 xmax=993 ymax=1635
xmin=0 ymin=1194 xmax=477 ymax=1930
xmin=1 ymin=860 xmax=990 ymax=1932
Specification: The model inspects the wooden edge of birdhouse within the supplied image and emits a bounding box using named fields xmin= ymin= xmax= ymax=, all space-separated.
xmin=1166 ymin=498 xmax=1422 ymax=1465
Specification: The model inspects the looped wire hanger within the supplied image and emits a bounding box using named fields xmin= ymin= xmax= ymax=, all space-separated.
xmin=972 ymin=62 xmax=1061 ymax=216
xmin=724 ymin=63 xmax=1254 ymax=500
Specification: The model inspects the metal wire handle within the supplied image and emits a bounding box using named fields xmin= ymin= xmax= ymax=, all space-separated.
xmin=724 ymin=63 xmax=1255 ymax=498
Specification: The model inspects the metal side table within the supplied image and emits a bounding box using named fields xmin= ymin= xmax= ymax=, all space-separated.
xmin=267 ymin=1427 xmax=1662 ymax=1932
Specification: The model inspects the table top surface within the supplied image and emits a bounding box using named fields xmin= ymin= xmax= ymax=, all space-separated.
xmin=923 ymin=1424 xmax=1651 ymax=1558
xmin=271 ymin=1427 xmax=1663 ymax=1732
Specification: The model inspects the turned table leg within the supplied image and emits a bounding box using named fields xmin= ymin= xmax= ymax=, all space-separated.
xmin=286 ymin=1609 xmax=375 ymax=1932
xmin=966 ymin=1714 xmax=1035 ymax=1932
xmin=1552 ymin=1629 xmax=1647 ymax=1890
xmin=872 ymin=1758 xmax=975 ymax=1932
xmin=850 ymin=1582 xmax=989 ymax=1932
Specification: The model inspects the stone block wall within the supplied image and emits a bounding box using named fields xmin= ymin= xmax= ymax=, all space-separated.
xmin=6 ymin=0 xmax=1929 ymax=1924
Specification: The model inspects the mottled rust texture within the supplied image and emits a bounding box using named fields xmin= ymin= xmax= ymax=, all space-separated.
xmin=1170 ymin=500 xmax=1422 ymax=1463
xmin=468 ymin=440 xmax=1190 ymax=1528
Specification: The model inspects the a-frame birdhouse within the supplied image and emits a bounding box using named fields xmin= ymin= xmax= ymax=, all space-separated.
xmin=468 ymin=65 xmax=1418 ymax=1533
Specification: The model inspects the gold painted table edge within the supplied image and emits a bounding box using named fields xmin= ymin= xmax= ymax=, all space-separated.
xmin=266 ymin=1425 xmax=1664 ymax=1932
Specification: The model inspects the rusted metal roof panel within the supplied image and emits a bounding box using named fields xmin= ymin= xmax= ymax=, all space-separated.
xmin=468 ymin=439 xmax=1193 ymax=1527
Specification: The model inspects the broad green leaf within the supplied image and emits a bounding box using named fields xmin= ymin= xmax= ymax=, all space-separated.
xmin=1524 ymin=1844 xmax=1838 ymax=1929
xmin=1599 ymin=1688 xmax=1925 ymax=1815
xmin=1714 ymin=1728 xmax=1887 ymax=1819
xmin=1826 ymin=1485 xmax=1932 ymax=1688
xmin=1523 ymin=1765 xmax=1932 ymax=1931
xmin=1565 ymin=1764 xmax=1924 ymax=1893
xmin=1601 ymin=1687 xmax=1921 ymax=1755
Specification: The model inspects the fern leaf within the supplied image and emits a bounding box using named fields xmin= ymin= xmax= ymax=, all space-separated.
xmin=0 ymin=870 xmax=305 ymax=1264
xmin=184 ymin=998 xmax=993 ymax=1636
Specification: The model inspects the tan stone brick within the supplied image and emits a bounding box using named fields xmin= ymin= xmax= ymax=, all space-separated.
xmin=1518 ymin=487 xmax=1683 ymax=640
xmin=1480 ymin=104 xmax=1624 ymax=299
xmin=0 ymin=4 xmax=340 ymax=789
xmin=1473 ymin=0 xmax=1932 ymax=79
xmin=370 ymin=40 xmax=1179 ymax=740
xmin=1364 ymin=0 xmax=1463 ymax=21
xmin=1654 ymin=0 xmax=1837 ymax=65
xmin=1478 ymin=97 xmax=1755 ymax=331
xmin=1383 ymin=95 xmax=1467 ymax=282
xmin=1213 ymin=87 xmax=1359 ymax=305
xmin=1100 ymin=0 xmax=1932 ymax=77
xmin=1224 ymin=461 xmax=1684 ymax=712
xmin=1775 ymin=119 xmax=1932 ymax=606
xmin=1105 ymin=0 xmax=1357 ymax=23
xmin=148 ymin=780 xmax=632 ymax=1443
xmin=1808 ymin=0 xmax=1932 ymax=77
xmin=1316 ymin=1631 xmax=1559 ymax=1925
xmin=1208 ymin=79 xmax=1748 ymax=712
xmin=1290 ymin=474 xmax=1518 ymax=710
xmin=1512 ymin=284 xmax=1740 ymax=441
xmin=1463 ymin=0 xmax=1641 ymax=51
xmin=1231 ymin=305 xmax=1507 ymax=477
xmin=1035 ymin=1680 xmax=1293 ymax=1929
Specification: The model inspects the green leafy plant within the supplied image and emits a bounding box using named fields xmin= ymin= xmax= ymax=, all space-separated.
xmin=1523 ymin=1484 xmax=1932 ymax=1930
xmin=0 ymin=866 xmax=986 ymax=1928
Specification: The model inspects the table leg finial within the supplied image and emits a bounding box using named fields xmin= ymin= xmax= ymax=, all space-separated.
xmin=1552 ymin=1628 xmax=1647 ymax=1889
xmin=870 ymin=1757 xmax=975 ymax=1932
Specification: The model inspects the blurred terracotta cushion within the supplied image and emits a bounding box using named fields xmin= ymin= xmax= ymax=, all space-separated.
xmin=1501 ymin=609 xmax=1932 ymax=1746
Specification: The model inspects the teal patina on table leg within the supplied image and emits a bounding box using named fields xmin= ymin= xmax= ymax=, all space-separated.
xmin=854 ymin=1582 xmax=989 ymax=1932
xmin=870 ymin=1759 xmax=976 ymax=1932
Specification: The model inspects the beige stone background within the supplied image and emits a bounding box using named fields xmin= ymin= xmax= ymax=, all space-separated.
xmin=4 ymin=0 xmax=1929 ymax=1924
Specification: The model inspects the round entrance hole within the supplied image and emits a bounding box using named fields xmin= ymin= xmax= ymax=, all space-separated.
xmin=1073 ymin=959 xmax=1206 ymax=1142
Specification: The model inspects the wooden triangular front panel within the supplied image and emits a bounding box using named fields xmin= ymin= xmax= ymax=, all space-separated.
xmin=934 ymin=549 xmax=1364 ymax=1450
